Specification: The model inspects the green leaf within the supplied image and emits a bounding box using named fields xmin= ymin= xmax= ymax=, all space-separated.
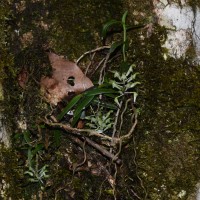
xmin=114 ymin=96 xmax=120 ymax=107
xmin=102 ymin=19 xmax=120 ymax=39
xmin=85 ymin=123 xmax=97 ymax=129
xmin=126 ymin=24 xmax=145 ymax=31
xmin=113 ymin=71 xmax=121 ymax=79
xmin=109 ymin=41 xmax=123 ymax=54
xmin=72 ymin=112 xmax=82 ymax=127
xmin=92 ymin=99 xmax=117 ymax=110
xmin=85 ymin=87 xmax=118 ymax=96
xmin=105 ymin=189 xmax=114 ymax=195
xmin=122 ymin=11 xmax=128 ymax=62
xmin=128 ymin=72 xmax=139 ymax=81
xmin=110 ymin=80 xmax=123 ymax=90
xmin=28 ymin=148 xmax=33 ymax=165
xmin=103 ymin=93 xmax=117 ymax=99
xmin=57 ymin=94 xmax=83 ymax=121
xmin=126 ymin=82 xmax=141 ymax=89
xmin=133 ymin=92 xmax=138 ymax=103
xmin=122 ymin=11 xmax=128 ymax=26
xmin=39 ymin=124 xmax=46 ymax=129
xmin=123 ymin=40 xmax=129 ymax=50
xmin=29 ymin=178 xmax=39 ymax=183
xmin=23 ymin=130 xmax=31 ymax=144
xmin=32 ymin=143 xmax=44 ymax=157
xmin=72 ymin=95 xmax=94 ymax=126
xmin=24 ymin=171 xmax=34 ymax=177
xmin=125 ymin=64 xmax=134 ymax=77
xmin=13 ymin=133 xmax=22 ymax=140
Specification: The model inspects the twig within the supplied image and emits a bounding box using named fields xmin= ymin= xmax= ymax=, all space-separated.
xmin=76 ymin=46 xmax=110 ymax=64
xmin=90 ymin=57 xmax=106 ymax=76
xmin=45 ymin=120 xmax=116 ymax=142
xmin=119 ymin=98 xmax=131 ymax=136
xmin=85 ymin=137 xmax=122 ymax=165
xmin=43 ymin=117 xmax=122 ymax=164
xmin=132 ymin=133 xmax=148 ymax=199
xmin=112 ymin=100 xmax=123 ymax=140
xmin=120 ymin=110 xmax=138 ymax=142
xmin=130 ymin=189 xmax=142 ymax=200
xmin=73 ymin=139 xmax=87 ymax=174
xmin=98 ymin=52 xmax=111 ymax=85
xmin=113 ymin=138 xmax=122 ymax=161
xmin=84 ymin=52 xmax=96 ymax=75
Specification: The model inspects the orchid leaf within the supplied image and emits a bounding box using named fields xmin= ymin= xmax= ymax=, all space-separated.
xmin=57 ymin=94 xmax=83 ymax=121
xmin=102 ymin=19 xmax=120 ymax=39
xmin=109 ymin=41 xmax=123 ymax=54
xmin=31 ymin=143 xmax=44 ymax=157
xmin=84 ymin=87 xmax=118 ymax=96
xmin=126 ymin=24 xmax=145 ymax=31
xmin=133 ymin=92 xmax=138 ymax=103
xmin=23 ymin=130 xmax=31 ymax=144
xmin=72 ymin=95 xmax=94 ymax=126
xmin=122 ymin=11 xmax=128 ymax=25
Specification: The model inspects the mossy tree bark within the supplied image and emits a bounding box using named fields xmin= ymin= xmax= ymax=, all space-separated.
xmin=1 ymin=0 xmax=200 ymax=199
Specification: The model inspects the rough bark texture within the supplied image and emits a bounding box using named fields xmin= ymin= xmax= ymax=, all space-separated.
xmin=0 ymin=0 xmax=200 ymax=199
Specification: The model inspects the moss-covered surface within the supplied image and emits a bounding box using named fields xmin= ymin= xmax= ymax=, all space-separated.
xmin=133 ymin=34 xmax=200 ymax=198
xmin=0 ymin=144 xmax=23 ymax=199
xmin=0 ymin=0 xmax=200 ymax=199
xmin=0 ymin=1 xmax=14 ymax=81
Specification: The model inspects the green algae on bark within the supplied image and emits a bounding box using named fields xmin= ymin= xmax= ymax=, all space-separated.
xmin=1 ymin=0 xmax=200 ymax=199
xmin=128 ymin=24 xmax=200 ymax=198
xmin=0 ymin=144 xmax=23 ymax=199
xmin=47 ymin=0 xmax=123 ymax=59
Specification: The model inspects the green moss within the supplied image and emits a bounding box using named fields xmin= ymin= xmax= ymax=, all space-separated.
xmin=185 ymin=42 xmax=197 ymax=61
xmin=0 ymin=1 xmax=14 ymax=81
xmin=125 ymin=23 xmax=200 ymax=199
xmin=1 ymin=0 xmax=200 ymax=199
xmin=0 ymin=144 xmax=23 ymax=199
xmin=47 ymin=0 xmax=123 ymax=59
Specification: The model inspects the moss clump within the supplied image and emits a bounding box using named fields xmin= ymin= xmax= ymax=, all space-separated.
xmin=123 ymin=22 xmax=200 ymax=198
xmin=1 ymin=0 xmax=200 ymax=199
xmin=47 ymin=0 xmax=123 ymax=59
xmin=0 ymin=1 xmax=14 ymax=80
xmin=0 ymin=144 xmax=23 ymax=199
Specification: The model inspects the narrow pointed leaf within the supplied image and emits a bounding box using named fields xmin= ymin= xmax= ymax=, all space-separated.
xmin=23 ymin=130 xmax=31 ymax=144
xmin=109 ymin=41 xmax=123 ymax=54
xmin=29 ymin=178 xmax=39 ymax=183
xmin=24 ymin=171 xmax=34 ymax=176
xmin=114 ymin=97 xmax=120 ymax=107
xmin=32 ymin=143 xmax=44 ymax=157
xmin=133 ymin=92 xmax=138 ymax=103
xmin=72 ymin=112 xmax=82 ymax=127
xmin=128 ymin=72 xmax=139 ymax=81
xmin=57 ymin=94 xmax=83 ymax=121
xmin=72 ymin=95 xmax=94 ymax=126
xmin=122 ymin=11 xmax=128 ymax=25
xmin=92 ymin=99 xmax=117 ymax=109
xmin=103 ymin=93 xmax=118 ymax=99
xmin=128 ymin=82 xmax=141 ymax=88
xmin=102 ymin=19 xmax=120 ymax=38
xmin=84 ymin=87 xmax=118 ymax=96
xmin=126 ymin=24 xmax=145 ymax=31
xmin=28 ymin=148 xmax=33 ymax=165
xmin=126 ymin=65 xmax=134 ymax=77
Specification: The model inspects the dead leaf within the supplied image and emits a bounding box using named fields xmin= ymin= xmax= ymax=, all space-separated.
xmin=41 ymin=52 xmax=93 ymax=105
